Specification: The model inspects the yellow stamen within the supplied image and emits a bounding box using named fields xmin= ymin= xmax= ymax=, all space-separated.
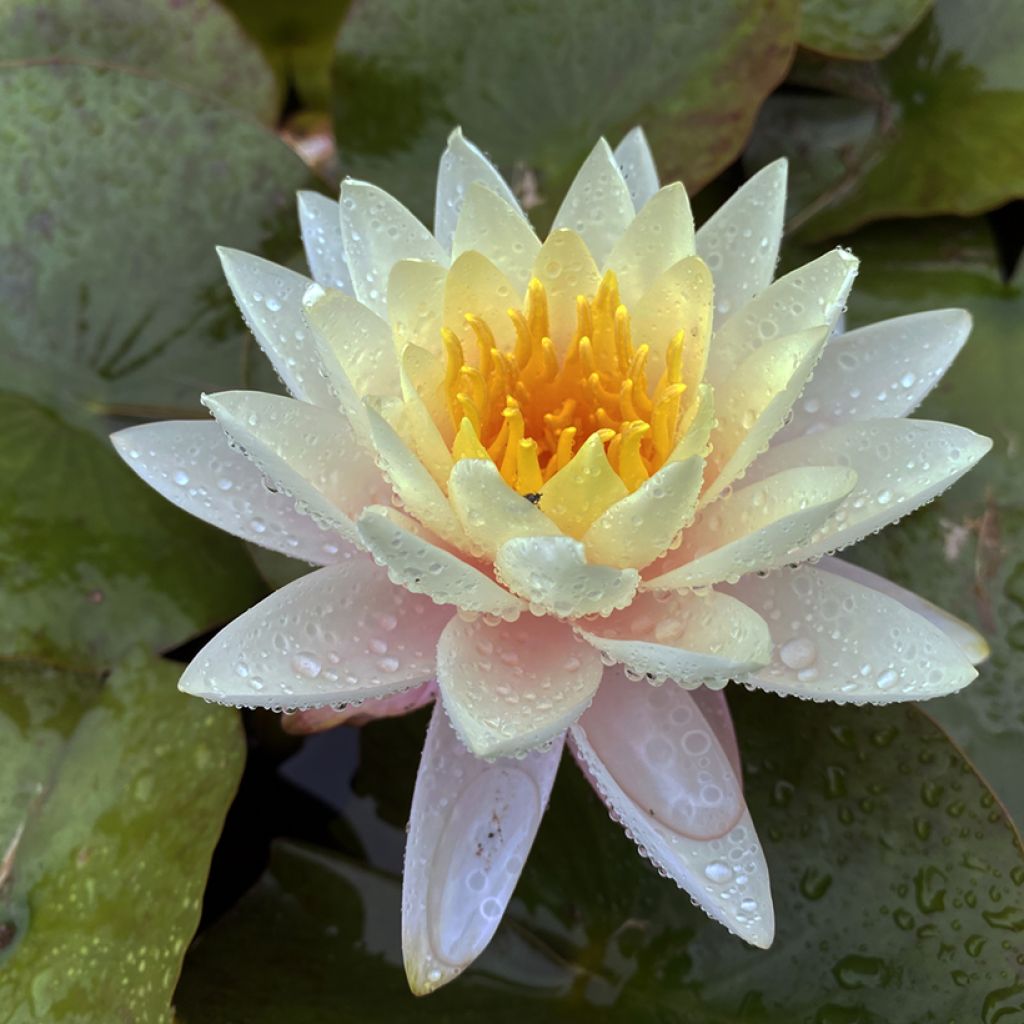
xmin=516 ymin=439 xmax=544 ymax=495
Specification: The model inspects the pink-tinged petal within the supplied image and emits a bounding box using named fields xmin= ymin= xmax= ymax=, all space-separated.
xmin=357 ymin=506 xmax=525 ymax=619
xmin=282 ymin=681 xmax=436 ymax=735
xmin=111 ymin=420 xmax=351 ymax=565
xmin=552 ymin=138 xmax=634 ymax=267
xmin=614 ymin=126 xmax=659 ymax=210
xmin=742 ymin=419 xmax=993 ymax=563
xmin=817 ymin=557 xmax=989 ymax=665
xmin=691 ymin=687 xmax=741 ymax=779
xmin=436 ymin=614 xmax=602 ymax=757
xmin=706 ymin=247 xmax=857 ymax=387
xmin=606 ymin=183 xmax=695 ymax=306
xmin=646 ymin=466 xmax=856 ymax=589
xmin=452 ymin=183 xmax=540 ymax=292
xmin=495 ymin=536 xmax=639 ymax=618
xmin=702 ymin=325 xmax=831 ymax=504
xmin=340 ymin=180 xmax=446 ymax=318
xmin=297 ymin=191 xmax=353 ymax=293
xmin=203 ymin=390 xmax=391 ymax=547
xmin=780 ymin=309 xmax=972 ymax=441
xmin=403 ymin=705 xmax=562 ymax=994
xmin=570 ymin=667 xmax=774 ymax=947
xmin=722 ymin=564 xmax=978 ymax=703
xmin=434 ymin=128 xmax=522 ymax=255
xmin=575 ymin=589 xmax=771 ymax=686
xmin=179 ymin=556 xmax=451 ymax=709
xmin=695 ymin=159 xmax=786 ymax=323
xmin=217 ymin=247 xmax=335 ymax=408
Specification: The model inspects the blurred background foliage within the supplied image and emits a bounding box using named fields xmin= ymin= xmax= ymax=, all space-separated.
xmin=0 ymin=0 xmax=1021 ymax=1020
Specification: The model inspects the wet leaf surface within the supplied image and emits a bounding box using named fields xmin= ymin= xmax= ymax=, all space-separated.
xmin=0 ymin=0 xmax=279 ymax=121
xmin=0 ymin=653 xmax=245 ymax=1022
xmin=748 ymin=0 xmax=1024 ymax=239
xmin=331 ymin=0 xmax=798 ymax=227
xmin=799 ymin=0 xmax=932 ymax=60
xmin=175 ymin=693 xmax=1024 ymax=1021
xmin=834 ymin=218 xmax=1024 ymax=826
xmin=0 ymin=61 xmax=323 ymax=665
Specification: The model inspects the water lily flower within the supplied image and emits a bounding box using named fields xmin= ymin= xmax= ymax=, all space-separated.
xmin=112 ymin=127 xmax=991 ymax=994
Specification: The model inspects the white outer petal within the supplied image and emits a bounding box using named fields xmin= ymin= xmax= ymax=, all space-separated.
xmin=723 ymin=564 xmax=978 ymax=703
xmin=179 ymin=556 xmax=451 ymax=709
xmin=403 ymin=704 xmax=562 ymax=994
xmin=111 ymin=420 xmax=350 ymax=565
xmin=436 ymin=614 xmax=602 ymax=757
xmin=614 ymin=126 xmax=660 ymax=210
xmin=297 ymin=191 xmax=354 ymax=293
xmin=744 ymin=418 xmax=993 ymax=562
xmin=203 ymin=390 xmax=391 ymax=546
xmin=434 ymin=127 xmax=522 ymax=255
xmin=217 ymin=247 xmax=334 ymax=408
xmin=340 ymin=179 xmax=446 ymax=318
xmin=817 ymin=557 xmax=990 ymax=665
xmin=552 ymin=138 xmax=634 ymax=267
xmin=696 ymin=159 xmax=787 ymax=322
xmin=780 ymin=309 xmax=972 ymax=440
xmin=576 ymin=589 xmax=772 ymax=686
xmin=570 ymin=668 xmax=774 ymax=947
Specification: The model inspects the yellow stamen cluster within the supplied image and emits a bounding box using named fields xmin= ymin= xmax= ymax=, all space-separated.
xmin=443 ymin=270 xmax=687 ymax=495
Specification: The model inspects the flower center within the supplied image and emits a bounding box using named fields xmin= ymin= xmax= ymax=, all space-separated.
xmin=442 ymin=270 xmax=688 ymax=496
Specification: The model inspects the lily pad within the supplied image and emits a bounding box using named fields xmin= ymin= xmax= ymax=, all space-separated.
xmin=0 ymin=653 xmax=246 ymax=1022
xmin=836 ymin=218 xmax=1024 ymax=826
xmin=175 ymin=692 xmax=1024 ymax=1020
xmin=799 ymin=0 xmax=933 ymax=60
xmin=748 ymin=0 xmax=1024 ymax=239
xmin=0 ymin=0 xmax=279 ymax=121
xmin=331 ymin=0 xmax=799 ymax=226
xmin=0 ymin=61 xmax=323 ymax=665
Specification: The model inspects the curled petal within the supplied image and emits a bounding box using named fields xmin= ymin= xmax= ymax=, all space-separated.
xmin=111 ymin=420 xmax=351 ymax=565
xmin=575 ymin=589 xmax=771 ymax=686
xmin=436 ymin=614 xmax=601 ymax=757
xmin=495 ymin=536 xmax=639 ymax=618
xmin=358 ymin=506 xmax=525 ymax=619
xmin=570 ymin=668 xmax=774 ymax=947
xmin=179 ymin=556 xmax=451 ymax=709
xmin=691 ymin=687 xmax=741 ymax=778
xmin=723 ymin=564 xmax=978 ymax=703
xmin=403 ymin=705 xmax=562 ymax=993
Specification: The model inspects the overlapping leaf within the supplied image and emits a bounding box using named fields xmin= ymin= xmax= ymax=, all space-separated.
xmin=332 ymin=0 xmax=798 ymax=225
xmin=799 ymin=0 xmax=933 ymax=60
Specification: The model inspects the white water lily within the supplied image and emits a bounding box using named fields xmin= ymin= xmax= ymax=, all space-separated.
xmin=112 ymin=127 xmax=990 ymax=994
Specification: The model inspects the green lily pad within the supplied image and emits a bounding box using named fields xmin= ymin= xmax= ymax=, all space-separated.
xmin=175 ymin=692 xmax=1024 ymax=1020
xmin=331 ymin=0 xmax=799 ymax=226
xmin=799 ymin=0 xmax=933 ymax=59
xmin=836 ymin=218 xmax=1024 ymax=826
xmin=219 ymin=0 xmax=353 ymax=112
xmin=0 ymin=0 xmax=279 ymax=121
xmin=0 ymin=61 xmax=324 ymax=665
xmin=748 ymin=0 xmax=1024 ymax=240
xmin=0 ymin=652 xmax=246 ymax=1022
